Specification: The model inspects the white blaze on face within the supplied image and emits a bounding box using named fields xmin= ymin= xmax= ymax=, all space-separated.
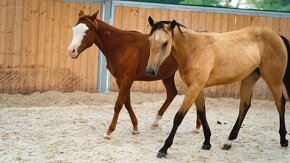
xmin=67 ymin=23 xmax=89 ymax=58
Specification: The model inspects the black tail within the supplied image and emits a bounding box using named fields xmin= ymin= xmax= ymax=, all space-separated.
xmin=281 ymin=35 xmax=290 ymax=99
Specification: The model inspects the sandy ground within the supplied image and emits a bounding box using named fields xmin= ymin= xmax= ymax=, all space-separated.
xmin=0 ymin=91 xmax=289 ymax=162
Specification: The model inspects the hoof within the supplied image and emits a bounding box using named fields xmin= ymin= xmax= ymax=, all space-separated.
xmin=103 ymin=133 xmax=111 ymax=139
xmin=281 ymin=140 xmax=288 ymax=147
xmin=192 ymin=128 xmax=201 ymax=134
xmin=222 ymin=144 xmax=232 ymax=150
xmin=201 ymin=144 xmax=211 ymax=150
xmin=151 ymin=123 xmax=160 ymax=129
xmin=156 ymin=151 xmax=167 ymax=158
xmin=132 ymin=130 xmax=140 ymax=135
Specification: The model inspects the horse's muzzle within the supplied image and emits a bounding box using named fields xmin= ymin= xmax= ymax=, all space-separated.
xmin=67 ymin=47 xmax=81 ymax=59
xmin=146 ymin=67 xmax=157 ymax=77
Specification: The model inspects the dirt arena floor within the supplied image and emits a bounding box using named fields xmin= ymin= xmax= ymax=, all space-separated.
xmin=0 ymin=91 xmax=289 ymax=162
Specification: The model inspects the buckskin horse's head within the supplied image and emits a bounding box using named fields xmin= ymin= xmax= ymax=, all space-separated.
xmin=146 ymin=16 xmax=183 ymax=77
xmin=67 ymin=10 xmax=99 ymax=59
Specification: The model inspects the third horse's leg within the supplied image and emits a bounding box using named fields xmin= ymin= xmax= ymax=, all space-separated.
xmin=104 ymin=78 xmax=133 ymax=139
xmin=223 ymin=69 xmax=260 ymax=150
xmin=193 ymin=92 xmax=204 ymax=133
xmin=124 ymin=92 xmax=139 ymax=134
xmin=152 ymin=74 xmax=177 ymax=128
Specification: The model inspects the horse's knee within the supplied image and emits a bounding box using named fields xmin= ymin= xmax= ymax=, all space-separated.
xmin=174 ymin=112 xmax=184 ymax=126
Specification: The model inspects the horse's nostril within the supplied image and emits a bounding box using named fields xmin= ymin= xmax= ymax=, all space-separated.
xmin=151 ymin=70 xmax=155 ymax=76
xmin=146 ymin=68 xmax=156 ymax=77
xmin=72 ymin=49 xmax=75 ymax=53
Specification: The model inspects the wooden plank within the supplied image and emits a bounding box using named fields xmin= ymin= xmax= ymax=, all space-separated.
xmin=176 ymin=10 xmax=184 ymax=24
xmin=27 ymin=0 xmax=40 ymax=94
xmin=42 ymin=0 xmax=54 ymax=92
xmin=198 ymin=12 xmax=207 ymax=31
xmin=114 ymin=6 xmax=122 ymax=29
xmin=235 ymin=15 xmax=244 ymax=30
xmin=279 ymin=18 xmax=287 ymax=36
xmin=206 ymin=12 xmax=214 ymax=31
xmin=50 ymin=0 xmax=61 ymax=91
xmin=184 ymin=11 xmax=192 ymax=28
xmin=35 ymin=0 xmax=47 ymax=92
xmin=190 ymin=11 xmax=199 ymax=31
xmin=212 ymin=13 xmax=221 ymax=32
xmin=19 ymin=0 xmax=31 ymax=94
xmin=121 ymin=6 xmax=130 ymax=31
xmin=242 ymin=15 xmax=251 ymax=28
xmin=0 ymin=0 xmax=8 ymax=93
xmin=11 ymin=0 xmax=24 ymax=94
xmin=58 ymin=1 xmax=69 ymax=92
xmin=3 ymin=0 xmax=16 ymax=93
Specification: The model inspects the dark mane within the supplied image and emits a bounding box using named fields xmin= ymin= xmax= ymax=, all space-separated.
xmin=149 ymin=20 xmax=186 ymax=37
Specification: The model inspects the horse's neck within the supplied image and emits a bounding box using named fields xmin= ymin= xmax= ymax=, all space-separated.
xmin=172 ymin=28 xmax=198 ymax=66
xmin=94 ymin=20 xmax=123 ymax=58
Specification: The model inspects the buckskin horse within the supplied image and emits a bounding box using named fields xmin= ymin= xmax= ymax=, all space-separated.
xmin=146 ymin=16 xmax=290 ymax=158
xmin=67 ymin=11 xmax=204 ymax=139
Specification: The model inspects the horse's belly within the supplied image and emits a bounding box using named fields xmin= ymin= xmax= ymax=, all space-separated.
xmin=205 ymin=63 xmax=258 ymax=87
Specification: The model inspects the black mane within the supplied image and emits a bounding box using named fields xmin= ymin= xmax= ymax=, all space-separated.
xmin=149 ymin=20 xmax=186 ymax=36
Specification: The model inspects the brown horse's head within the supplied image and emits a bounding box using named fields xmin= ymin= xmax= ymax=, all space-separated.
xmin=146 ymin=16 xmax=178 ymax=77
xmin=67 ymin=10 xmax=99 ymax=59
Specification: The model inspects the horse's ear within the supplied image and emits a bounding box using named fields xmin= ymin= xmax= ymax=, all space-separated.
xmin=169 ymin=20 xmax=176 ymax=31
xmin=148 ymin=16 xmax=154 ymax=27
xmin=91 ymin=10 xmax=99 ymax=20
xmin=79 ymin=10 xmax=84 ymax=17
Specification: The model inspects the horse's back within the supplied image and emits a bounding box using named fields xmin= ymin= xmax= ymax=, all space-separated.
xmin=205 ymin=26 xmax=286 ymax=86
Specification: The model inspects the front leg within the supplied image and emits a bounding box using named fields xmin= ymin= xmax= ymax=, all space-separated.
xmin=103 ymin=78 xmax=134 ymax=139
xmin=157 ymin=81 xmax=207 ymax=158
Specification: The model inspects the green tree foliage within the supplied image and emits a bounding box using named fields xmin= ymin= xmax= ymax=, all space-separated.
xmin=247 ymin=0 xmax=290 ymax=11
xmin=124 ymin=0 xmax=290 ymax=12
xmin=179 ymin=0 xmax=221 ymax=6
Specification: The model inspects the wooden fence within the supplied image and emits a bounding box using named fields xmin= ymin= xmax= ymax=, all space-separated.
xmin=0 ymin=0 xmax=100 ymax=94
xmin=1 ymin=0 xmax=290 ymax=100
xmin=112 ymin=6 xmax=290 ymax=100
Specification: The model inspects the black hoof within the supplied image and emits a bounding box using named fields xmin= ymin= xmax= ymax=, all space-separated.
xmin=201 ymin=144 xmax=211 ymax=150
xmin=281 ymin=140 xmax=288 ymax=147
xmin=156 ymin=151 xmax=167 ymax=158
xmin=222 ymin=144 xmax=232 ymax=150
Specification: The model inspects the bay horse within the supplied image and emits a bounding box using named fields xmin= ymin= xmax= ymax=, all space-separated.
xmin=146 ymin=16 xmax=290 ymax=158
xmin=67 ymin=10 xmax=203 ymax=139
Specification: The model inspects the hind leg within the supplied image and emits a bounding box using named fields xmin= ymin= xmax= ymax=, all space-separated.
xmin=124 ymin=92 xmax=139 ymax=134
xmin=116 ymin=79 xmax=139 ymax=134
xmin=223 ymin=69 xmax=261 ymax=150
xmin=151 ymin=74 xmax=177 ymax=129
xmin=104 ymin=78 xmax=134 ymax=139
xmin=193 ymin=92 xmax=204 ymax=133
xmin=262 ymin=77 xmax=288 ymax=147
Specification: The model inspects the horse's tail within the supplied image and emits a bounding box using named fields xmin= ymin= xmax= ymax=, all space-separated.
xmin=280 ymin=35 xmax=290 ymax=101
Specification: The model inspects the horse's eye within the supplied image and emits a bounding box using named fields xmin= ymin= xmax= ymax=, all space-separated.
xmin=162 ymin=41 xmax=168 ymax=48
xmin=85 ymin=30 xmax=89 ymax=34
